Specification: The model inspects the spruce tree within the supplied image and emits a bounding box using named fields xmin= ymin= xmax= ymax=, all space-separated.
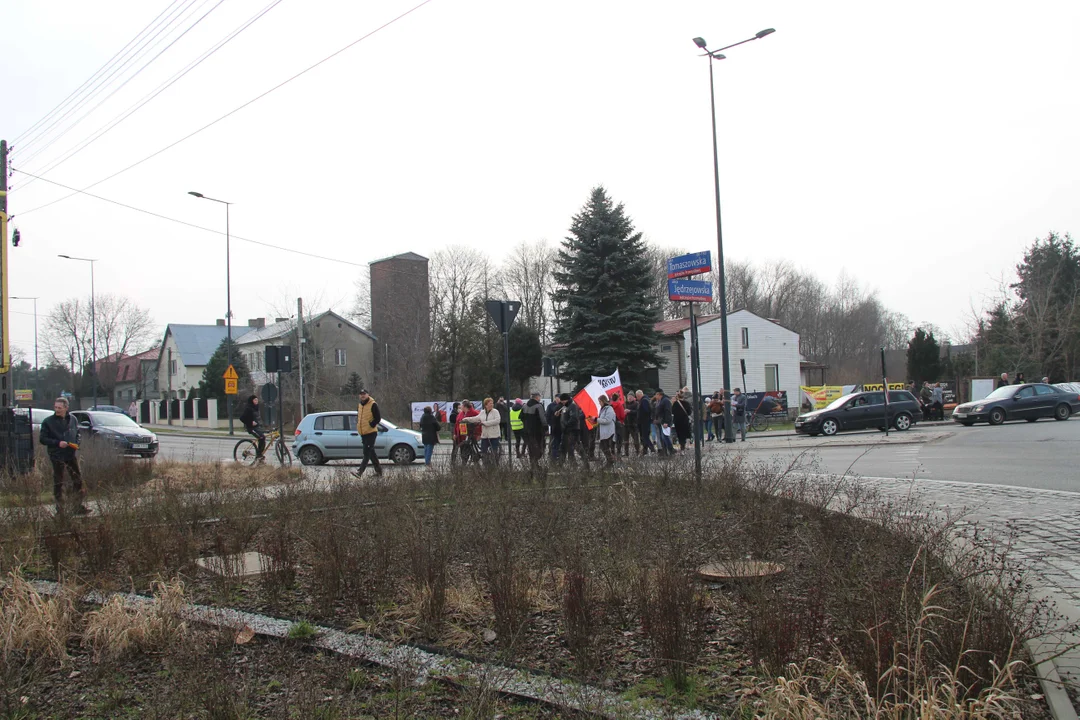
xmin=906 ymin=327 xmax=941 ymax=387
xmin=553 ymin=186 xmax=664 ymax=386
xmin=199 ymin=338 xmax=251 ymax=402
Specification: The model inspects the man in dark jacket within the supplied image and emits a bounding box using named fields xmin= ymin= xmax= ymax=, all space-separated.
xmin=39 ymin=397 xmax=87 ymax=513
xmin=623 ymin=392 xmax=639 ymax=456
xmin=419 ymin=406 xmax=440 ymax=467
xmin=496 ymin=397 xmax=510 ymax=441
xmin=636 ymin=390 xmax=654 ymax=455
xmin=239 ymin=395 xmax=266 ymax=462
xmin=547 ymin=396 xmax=563 ymax=461
xmin=559 ymin=393 xmax=589 ymax=467
xmin=652 ymin=389 xmax=674 ymax=456
xmin=355 ymin=389 xmax=383 ymax=477
xmin=520 ymin=390 xmax=547 ymax=474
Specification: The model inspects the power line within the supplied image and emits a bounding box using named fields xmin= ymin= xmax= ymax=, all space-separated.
xmin=13 ymin=0 xmax=437 ymax=218
xmin=13 ymin=0 xmax=228 ymax=183
xmin=11 ymin=0 xmax=185 ymax=144
xmin=13 ymin=0 xmax=204 ymax=157
xmin=16 ymin=0 xmax=282 ymax=185
xmin=11 ymin=167 xmax=367 ymax=267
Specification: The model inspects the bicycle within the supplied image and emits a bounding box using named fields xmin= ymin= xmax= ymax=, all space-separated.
xmin=747 ymin=411 xmax=774 ymax=432
xmin=234 ymin=429 xmax=293 ymax=467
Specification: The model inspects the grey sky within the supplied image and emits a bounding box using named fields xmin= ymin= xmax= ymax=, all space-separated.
xmin=4 ymin=0 xmax=1078 ymax=363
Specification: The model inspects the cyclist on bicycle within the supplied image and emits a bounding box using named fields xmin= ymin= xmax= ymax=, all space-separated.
xmin=239 ymin=395 xmax=266 ymax=463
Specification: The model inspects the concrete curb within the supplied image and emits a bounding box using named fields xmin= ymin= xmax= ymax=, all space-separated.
xmin=1027 ymin=639 xmax=1079 ymax=720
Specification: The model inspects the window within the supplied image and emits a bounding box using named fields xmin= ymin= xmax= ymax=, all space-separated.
xmin=169 ymin=359 xmax=177 ymax=375
xmin=741 ymin=327 xmax=749 ymax=348
xmin=765 ymin=364 xmax=779 ymax=391
xmin=335 ymin=349 xmax=347 ymax=366
xmin=1016 ymin=386 xmax=1036 ymax=398
xmin=1034 ymin=384 xmax=1056 ymax=396
xmin=660 ymin=344 xmax=673 ymax=353
xmin=315 ymin=415 xmax=348 ymax=431
xmin=865 ymin=392 xmax=885 ymax=405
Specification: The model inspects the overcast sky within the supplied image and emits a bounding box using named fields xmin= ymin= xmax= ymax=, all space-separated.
xmin=4 ymin=0 xmax=1078 ymax=364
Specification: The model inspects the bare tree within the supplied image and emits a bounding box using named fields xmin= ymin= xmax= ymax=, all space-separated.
xmin=428 ymin=245 xmax=491 ymax=397
xmin=499 ymin=239 xmax=557 ymax=343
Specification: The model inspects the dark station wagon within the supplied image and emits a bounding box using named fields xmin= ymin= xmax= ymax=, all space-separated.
xmin=795 ymin=390 xmax=924 ymax=437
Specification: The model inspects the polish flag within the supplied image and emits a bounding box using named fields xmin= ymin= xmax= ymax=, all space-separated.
xmin=573 ymin=380 xmax=608 ymax=430
xmin=591 ymin=369 xmax=622 ymax=399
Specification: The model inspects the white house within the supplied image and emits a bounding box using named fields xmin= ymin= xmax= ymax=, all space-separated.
xmin=157 ymin=323 xmax=253 ymax=399
xmin=654 ymin=309 xmax=802 ymax=412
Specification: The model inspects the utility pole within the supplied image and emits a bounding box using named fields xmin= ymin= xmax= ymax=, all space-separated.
xmin=1 ymin=139 xmax=11 ymax=403
xmin=297 ymin=297 xmax=306 ymax=418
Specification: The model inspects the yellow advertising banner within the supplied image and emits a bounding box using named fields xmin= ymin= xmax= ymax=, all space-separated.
xmin=800 ymin=385 xmax=846 ymax=410
xmin=862 ymin=383 xmax=906 ymax=391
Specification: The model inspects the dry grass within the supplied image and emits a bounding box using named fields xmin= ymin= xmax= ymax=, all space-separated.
xmin=0 ymin=569 xmax=78 ymax=667
xmin=82 ymin=579 xmax=188 ymax=662
xmin=142 ymin=459 xmax=300 ymax=493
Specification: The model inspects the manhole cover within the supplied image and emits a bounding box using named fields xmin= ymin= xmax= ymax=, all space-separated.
xmin=697 ymin=560 xmax=784 ymax=581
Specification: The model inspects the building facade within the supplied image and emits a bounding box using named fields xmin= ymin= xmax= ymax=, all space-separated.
xmin=156 ymin=323 xmax=252 ymax=399
xmin=369 ymin=252 xmax=431 ymax=392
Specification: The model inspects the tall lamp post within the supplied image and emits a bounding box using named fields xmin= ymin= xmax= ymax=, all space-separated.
xmin=10 ymin=296 xmax=38 ymax=371
xmin=692 ymin=28 xmax=775 ymax=443
xmin=188 ymin=191 xmax=236 ymax=435
xmin=58 ymin=255 xmax=97 ymax=409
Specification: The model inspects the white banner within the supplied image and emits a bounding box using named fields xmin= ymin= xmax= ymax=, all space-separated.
xmin=590 ymin=368 xmax=623 ymax=399
xmin=411 ymin=401 xmax=451 ymax=423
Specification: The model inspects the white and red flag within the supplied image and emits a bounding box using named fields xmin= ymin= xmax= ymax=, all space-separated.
xmin=590 ymin=369 xmax=622 ymax=399
xmin=574 ymin=369 xmax=622 ymax=430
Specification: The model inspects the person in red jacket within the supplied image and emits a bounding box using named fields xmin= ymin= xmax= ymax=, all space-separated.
xmin=453 ymin=400 xmax=481 ymax=465
xmin=610 ymin=392 xmax=627 ymax=456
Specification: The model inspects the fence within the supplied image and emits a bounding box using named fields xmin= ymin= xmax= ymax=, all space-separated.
xmin=0 ymin=407 xmax=36 ymax=476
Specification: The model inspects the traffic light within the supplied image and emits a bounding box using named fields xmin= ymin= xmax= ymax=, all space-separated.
xmin=11 ymin=228 xmax=19 ymax=247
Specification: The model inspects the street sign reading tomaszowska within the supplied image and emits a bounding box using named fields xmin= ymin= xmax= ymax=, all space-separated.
xmin=666 ymin=251 xmax=712 ymax=279
xmin=667 ymin=278 xmax=714 ymax=302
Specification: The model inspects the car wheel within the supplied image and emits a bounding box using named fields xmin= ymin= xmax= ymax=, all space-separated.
xmin=298 ymin=445 xmax=323 ymax=466
xmin=961 ymin=421 xmax=974 ymax=427
xmin=988 ymin=408 xmax=1005 ymax=426
xmin=1054 ymin=404 xmax=1071 ymax=421
xmin=894 ymin=413 xmax=912 ymax=431
xmin=821 ymin=418 xmax=838 ymax=436
xmin=390 ymin=444 xmax=416 ymax=465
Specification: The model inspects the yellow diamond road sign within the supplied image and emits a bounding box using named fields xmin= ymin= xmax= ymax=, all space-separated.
xmin=223 ymin=364 xmax=239 ymax=380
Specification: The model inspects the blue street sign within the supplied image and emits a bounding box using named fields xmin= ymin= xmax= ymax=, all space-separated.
xmin=668 ymin=278 xmax=713 ymax=302
xmin=667 ymin=251 xmax=712 ymax=279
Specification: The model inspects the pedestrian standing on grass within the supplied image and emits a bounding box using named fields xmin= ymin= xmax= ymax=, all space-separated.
xmin=354 ymin=389 xmax=383 ymax=477
xmin=39 ymin=397 xmax=88 ymax=515
xmin=419 ymin=406 xmax=440 ymax=467
xmin=595 ymin=394 xmax=617 ymax=469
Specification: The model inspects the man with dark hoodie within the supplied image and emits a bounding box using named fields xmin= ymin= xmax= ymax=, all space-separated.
xmin=652 ymin=389 xmax=674 ymax=456
xmin=520 ymin=390 xmax=547 ymax=474
xmin=355 ymin=388 xmax=383 ymax=477
xmin=636 ymin=390 xmax=654 ymax=455
xmin=559 ymin=393 xmax=589 ymax=467
xmin=239 ymin=395 xmax=266 ymax=462
xmin=623 ymin=391 xmax=640 ymax=456
xmin=547 ymin=395 xmax=563 ymax=461
xmin=39 ymin=396 xmax=87 ymax=514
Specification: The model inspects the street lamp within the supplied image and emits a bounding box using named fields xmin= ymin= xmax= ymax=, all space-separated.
xmin=188 ymin=191 xmax=236 ymax=434
xmin=693 ymin=28 xmax=775 ymax=443
xmin=58 ymin=255 xmax=97 ymax=409
xmin=9 ymin=296 xmax=38 ymax=370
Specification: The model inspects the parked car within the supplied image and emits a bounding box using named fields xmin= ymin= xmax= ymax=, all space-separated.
xmin=69 ymin=410 xmax=159 ymax=457
xmin=29 ymin=408 xmax=52 ymax=436
xmin=293 ymin=411 xmax=425 ymax=466
xmin=795 ymin=390 xmax=923 ymax=436
xmin=951 ymin=383 xmax=1080 ymax=426
xmin=89 ymin=405 xmax=127 ymax=414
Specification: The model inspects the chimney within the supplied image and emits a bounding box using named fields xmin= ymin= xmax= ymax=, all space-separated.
xmin=247 ymin=318 xmax=266 ymax=329
xmin=216 ymin=319 xmax=225 ymax=326
xmin=274 ymin=317 xmax=288 ymax=323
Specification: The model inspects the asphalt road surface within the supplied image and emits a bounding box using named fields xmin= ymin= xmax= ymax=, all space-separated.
xmin=734 ymin=417 xmax=1080 ymax=492
xmin=156 ymin=418 xmax=1079 ymax=492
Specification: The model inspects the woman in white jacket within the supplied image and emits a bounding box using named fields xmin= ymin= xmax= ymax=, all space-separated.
xmin=596 ymin=394 xmax=617 ymax=469
xmin=465 ymin=397 xmax=502 ymax=459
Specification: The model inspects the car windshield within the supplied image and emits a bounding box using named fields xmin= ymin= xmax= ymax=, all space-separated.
xmin=824 ymin=394 xmax=858 ymax=411
xmin=92 ymin=413 xmax=140 ymax=428
xmin=981 ymin=385 xmax=1019 ymax=401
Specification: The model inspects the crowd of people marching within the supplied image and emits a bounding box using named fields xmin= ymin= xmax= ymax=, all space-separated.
xmin=414 ymin=386 xmax=764 ymax=473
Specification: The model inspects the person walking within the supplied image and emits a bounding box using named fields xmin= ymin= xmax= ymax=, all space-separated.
xmin=419 ymin=405 xmax=441 ymax=467
xmin=510 ymin=399 xmax=525 ymax=458
xmin=354 ymin=389 xmax=383 ymax=477
xmin=730 ymin=388 xmax=747 ymax=441
xmin=709 ymin=391 xmax=725 ymax=442
xmin=610 ymin=391 xmax=627 ymax=456
xmin=652 ymin=389 xmax=674 ymax=456
xmin=39 ymin=397 xmax=88 ymax=514
xmin=465 ymin=397 xmax=502 ymax=462
xmin=595 ymin=394 xmax=617 ymax=470
xmin=127 ymin=400 xmax=138 ymax=421
xmin=636 ymin=390 xmax=655 ymax=455
xmin=623 ymin=391 xmax=640 ymax=456
xmin=239 ymin=395 xmax=267 ymax=463
xmin=547 ymin=395 xmax=563 ymax=461
xmin=559 ymin=393 xmax=589 ymax=467
xmin=672 ymin=390 xmax=691 ymax=451
xmin=520 ymin=390 xmax=547 ymax=475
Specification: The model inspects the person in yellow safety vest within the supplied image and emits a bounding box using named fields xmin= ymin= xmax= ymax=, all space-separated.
xmin=354 ymin=388 xmax=383 ymax=478
xmin=510 ymin=399 xmax=525 ymax=458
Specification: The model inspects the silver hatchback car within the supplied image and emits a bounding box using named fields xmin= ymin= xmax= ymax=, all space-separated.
xmin=293 ymin=411 xmax=425 ymax=466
